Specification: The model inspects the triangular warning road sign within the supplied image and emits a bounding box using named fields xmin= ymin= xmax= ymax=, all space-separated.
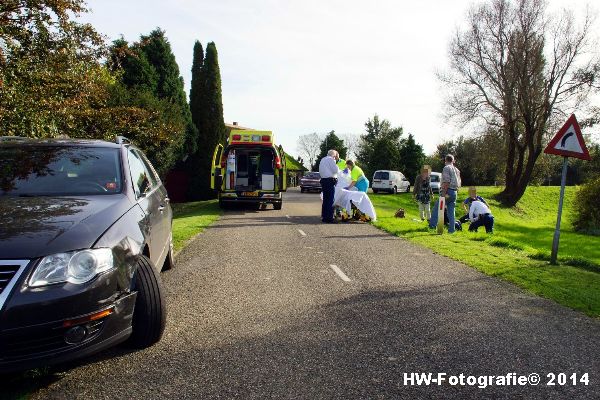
xmin=544 ymin=114 xmax=591 ymax=160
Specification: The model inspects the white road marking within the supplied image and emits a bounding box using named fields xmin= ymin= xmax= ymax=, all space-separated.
xmin=285 ymin=215 xmax=291 ymax=219
xmin=330 ymin=264 xmax=351 ymax=282
xmin=298 ymin=229 xmax=307 ymax=236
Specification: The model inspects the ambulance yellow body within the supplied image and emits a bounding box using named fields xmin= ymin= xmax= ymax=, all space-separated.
xmin=211 ymin=131 xmax=287 ymax=209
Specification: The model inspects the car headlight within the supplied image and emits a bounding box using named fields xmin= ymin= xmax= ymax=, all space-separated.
xmin=29 ymin=248 xmax=114 ymax=287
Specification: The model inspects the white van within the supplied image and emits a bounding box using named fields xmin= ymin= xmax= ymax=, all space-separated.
xmin=372 ymin=170 xmax=410 ymax=194
xmin=430 ymin=172 xmax=442 ymax=194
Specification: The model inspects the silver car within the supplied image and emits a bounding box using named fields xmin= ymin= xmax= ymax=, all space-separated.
xmin=430 ymin=172 xmax=442 ymax=194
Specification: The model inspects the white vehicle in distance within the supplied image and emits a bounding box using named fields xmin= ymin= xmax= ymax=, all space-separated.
xmin=372 ymin=170 xmax=410 ymax=194
xmin=430 ymin=172 xmax=442 ymax=194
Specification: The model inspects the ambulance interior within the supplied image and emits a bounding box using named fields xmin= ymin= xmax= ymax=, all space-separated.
xmin=226 ymin=147 xmax=276 ymax=191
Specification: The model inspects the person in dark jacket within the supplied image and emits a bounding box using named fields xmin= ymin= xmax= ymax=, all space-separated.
xmin=413 ymin=166 xmax=433 ymax=221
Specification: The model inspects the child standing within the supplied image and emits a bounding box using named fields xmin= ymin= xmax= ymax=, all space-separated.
xmin=413 ymin=166 xmax=433 ymax=221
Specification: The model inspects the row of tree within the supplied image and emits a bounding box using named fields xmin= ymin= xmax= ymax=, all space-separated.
xmin=426 ymin=133 xmax=600 ymax=188
xmin=297 ymin=115 xmax=427 ymax=184
xmin=356 ymin=115 xmax=425 ymax=183
xmin=0 ymin=1 xmax=226 ymax=199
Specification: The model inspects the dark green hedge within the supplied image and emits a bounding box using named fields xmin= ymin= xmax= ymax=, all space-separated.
xmin=573 ymin=177 xmax=600 ymax=235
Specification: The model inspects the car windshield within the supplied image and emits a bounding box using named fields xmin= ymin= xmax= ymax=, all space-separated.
xmin=430 ymin=175 xmax=440 ymax=182
xmin=0 ymin=146 xmax=122 ymax=196
xmin=305 ymin=172 xmax=320 ymax=179
xmin=374 ymin=171 xmax=389 ymax=180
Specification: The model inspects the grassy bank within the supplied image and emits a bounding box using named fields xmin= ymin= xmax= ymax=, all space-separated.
xmin=370 ymin=186 xmax=600 ymax=317
xmin=172 ymin=200 xmax=222 ymax=252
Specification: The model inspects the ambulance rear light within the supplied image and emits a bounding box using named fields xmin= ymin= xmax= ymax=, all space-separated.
xmin=232 ymin=134 xmax=242 ymax=141
xmin=275 ymin=156 xmax=282 ymax=169
xmin=262 ymin=135 xmax=270 ymax=142
xmin=220 ymin=154 xmax=227 ymax=168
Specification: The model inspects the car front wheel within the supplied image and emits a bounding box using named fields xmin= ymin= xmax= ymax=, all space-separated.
xmin=127 ymin=255 xmax=166 ymax=348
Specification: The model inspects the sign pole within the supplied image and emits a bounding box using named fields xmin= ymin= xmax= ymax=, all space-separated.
xmin=550 ymin=156 xmax=569 ymax=265
xmin=436 ymin=195 xmax=445 ymax=235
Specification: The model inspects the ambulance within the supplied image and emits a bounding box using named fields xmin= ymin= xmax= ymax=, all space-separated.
xmin=210 ymin=130 xmax=287 ymax=209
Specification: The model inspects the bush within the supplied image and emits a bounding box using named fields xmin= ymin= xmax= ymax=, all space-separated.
xmin=573 ymin=177 xmax=600 ymax=235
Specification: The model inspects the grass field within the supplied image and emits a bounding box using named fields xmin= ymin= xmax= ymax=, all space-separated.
xmin=369 ymin=186 xmax=600 ymax=317
xmin=172 ymin=200 xmax=222 ymax=252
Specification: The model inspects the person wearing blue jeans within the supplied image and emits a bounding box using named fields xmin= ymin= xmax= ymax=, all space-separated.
xmin=429 ymin=154 xmax=461 ymax=233
xmin=429 ymin=188 xmax=457 ymax=232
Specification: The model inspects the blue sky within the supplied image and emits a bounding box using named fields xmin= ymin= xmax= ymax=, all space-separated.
xmin=81 ymin=0 xmax=596 ymax=157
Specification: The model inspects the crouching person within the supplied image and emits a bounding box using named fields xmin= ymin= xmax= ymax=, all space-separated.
xmin=468 ymin=200 xmax=494 ymax=233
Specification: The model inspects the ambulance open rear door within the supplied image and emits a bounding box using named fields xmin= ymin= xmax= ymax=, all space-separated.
xmin=210 ymin=144 xmax=224 ymax=190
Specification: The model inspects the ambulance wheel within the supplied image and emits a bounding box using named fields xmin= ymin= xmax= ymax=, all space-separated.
xmin=300 ymin=187 xmax=305 ymax=193
xmin=273 ymin=202 xmax=282 ymax=210
xmin=373 ymin=189 xmax=378 ymax=194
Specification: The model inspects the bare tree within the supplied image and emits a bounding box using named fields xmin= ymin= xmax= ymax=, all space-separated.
xmin=297 ymin=132 xmax=322 ymax=170
xmin=341 ymin=133 xmax=361 ymax=160
xmin=440 ymin=0 xmax=598 ymax=206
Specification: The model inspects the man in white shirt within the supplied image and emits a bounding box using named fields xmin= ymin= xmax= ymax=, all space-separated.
xmin=318 ymin=149 xmax=340 ymax=223
xmin=468 ymin=200 xmax=494 ymax=233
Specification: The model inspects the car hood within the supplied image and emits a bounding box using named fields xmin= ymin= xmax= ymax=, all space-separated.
xmin=0 ymin=195 xmax=133 ymax=259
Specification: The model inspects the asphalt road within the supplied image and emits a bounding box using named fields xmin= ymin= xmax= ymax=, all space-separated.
xmin=24 ymin=188 xmax=600 ymax=399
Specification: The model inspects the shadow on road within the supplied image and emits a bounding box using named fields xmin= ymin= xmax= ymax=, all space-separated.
xmin=33 ymin=279 xmax=590 ymax=399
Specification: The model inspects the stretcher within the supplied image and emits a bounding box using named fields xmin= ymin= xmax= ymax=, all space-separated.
xmin=332 ymin=170 xmax=377 ymax=222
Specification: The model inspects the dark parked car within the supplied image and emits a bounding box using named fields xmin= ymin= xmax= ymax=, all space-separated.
xmin=0 ymin=136 xmax=172 ymax=372
xmin=299 ymin=172 xmax=321 ymax=193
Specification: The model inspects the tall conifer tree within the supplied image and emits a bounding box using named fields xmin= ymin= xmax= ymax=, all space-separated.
xmin=199 ymin=42 xmax=226 ymax=151
xmin=138 ymin=29 xmax=197 ymax=156
xmin=189 ymin=41 xmax=204 ymax=133
xmin=189 ymin=41 xmax=226 ymax=199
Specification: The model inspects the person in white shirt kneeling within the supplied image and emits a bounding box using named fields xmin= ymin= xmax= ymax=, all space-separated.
xmin=468 ymin=200 xmax=494 ymax=233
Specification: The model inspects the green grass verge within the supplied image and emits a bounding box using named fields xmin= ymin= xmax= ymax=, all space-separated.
xmin=172 ymin=200 xmax=222 ymax=252
xmin=370 ymin=186 xmax=600 ymax=317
